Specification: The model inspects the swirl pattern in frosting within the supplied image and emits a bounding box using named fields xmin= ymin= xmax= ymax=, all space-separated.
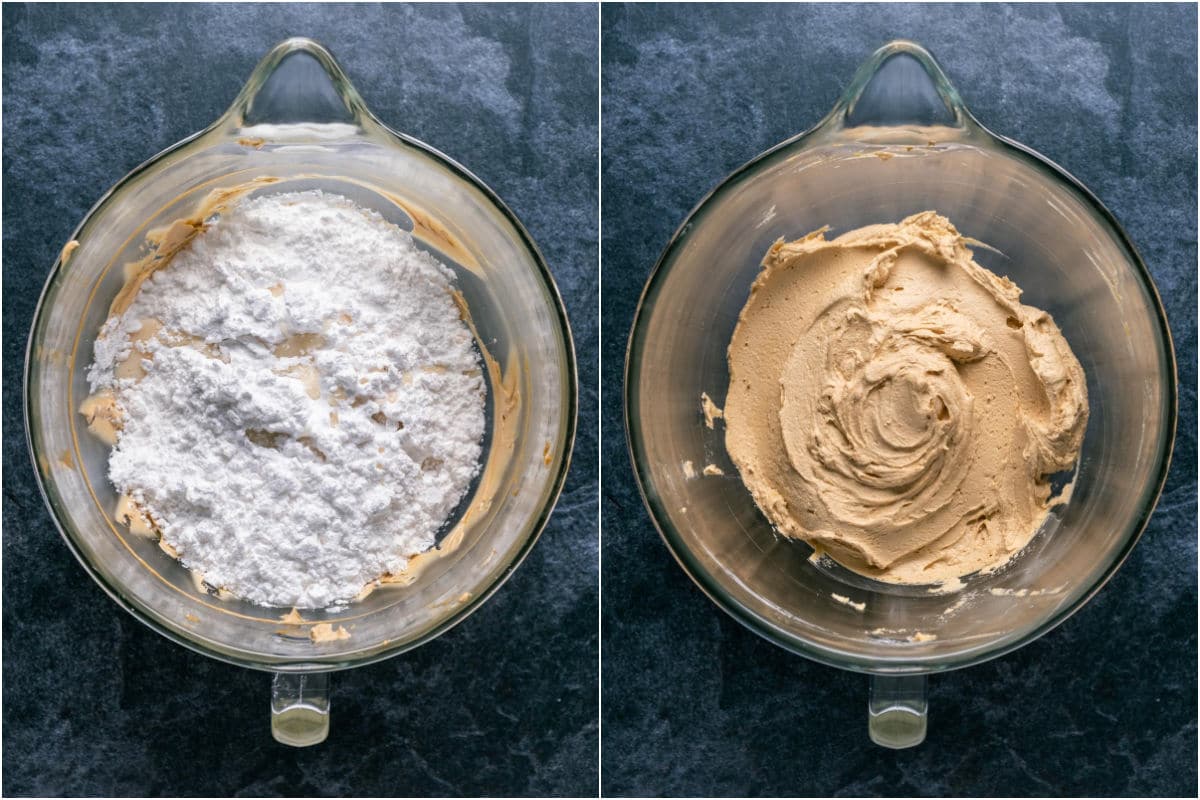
xmin=724 ymin=212 xmax=1088 ymax=584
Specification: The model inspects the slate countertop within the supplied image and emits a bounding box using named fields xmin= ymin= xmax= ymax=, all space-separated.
xmin=601 ymin=3 xmax=1197 ymax=797
xmin=2 ymin=4 xmax=597 ymax=796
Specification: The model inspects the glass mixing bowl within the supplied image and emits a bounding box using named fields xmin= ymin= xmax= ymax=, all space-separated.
xmin=25 ymin=39 xmax=576 ymax=746
xmin=625 ymin=41 xmax=1176 ymax=748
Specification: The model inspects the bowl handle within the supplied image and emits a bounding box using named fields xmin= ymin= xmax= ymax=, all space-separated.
xmin=810 ymin=40 xmax=989 ymax=145
xmin=270 ymin=672 xmax=330 ymax=747
xmin=868 ymin=674 xmax=928 ymax=749
xmin=216 ymin=37 xmax=376 ymax=137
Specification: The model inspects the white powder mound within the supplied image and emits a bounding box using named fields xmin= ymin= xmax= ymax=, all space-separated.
xmin=88 ymin=190 xmax=486 ymax=608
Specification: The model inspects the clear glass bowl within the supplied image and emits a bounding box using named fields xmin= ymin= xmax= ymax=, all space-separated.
xmin=25 ymin=38 xmax=577 ymax=746
xmin=625 ymin=41 xmax=1176 ymax=748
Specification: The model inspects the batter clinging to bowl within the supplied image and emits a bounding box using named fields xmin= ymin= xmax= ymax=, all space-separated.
xmin=723 ymin=211 xmax=1088 ymax=586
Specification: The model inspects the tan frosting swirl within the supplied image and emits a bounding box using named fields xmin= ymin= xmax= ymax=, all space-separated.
xmin=725 ymin=212 xmax=1088 ymax=584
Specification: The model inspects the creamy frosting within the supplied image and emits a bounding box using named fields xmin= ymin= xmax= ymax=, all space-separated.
xmin=724 ymin=212 xmax=1088 ymax=584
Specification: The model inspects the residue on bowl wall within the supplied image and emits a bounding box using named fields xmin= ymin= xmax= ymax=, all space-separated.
xmin=431 ymin=591 xmax=473 ymax=610
xmin=831 ymin=593 xmax=866 ymax=613
xmin=869 ymin=627 xmax=937 ymax=643
xmin=700 ymin=392 xmax=724 ymax=429
xmin=309 ymin=623 xmax=351 ymax=643
xmin=988 ymin=584 xmax=1067 ymax=598
xmin=279 ymin=608 xmax=307 ymax=625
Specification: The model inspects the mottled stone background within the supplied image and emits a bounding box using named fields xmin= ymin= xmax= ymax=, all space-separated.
xmin=602 ymin=3 xmax=1196 ymax=797
xmin=3 ymin=3 xmax=597 ymax=796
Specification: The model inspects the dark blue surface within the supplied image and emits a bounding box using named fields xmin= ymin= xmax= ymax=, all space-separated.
xmin=2 ymin=3 xmax=597 ymax=796
xmin=602 ymin=3 xmax=1196 ymax=797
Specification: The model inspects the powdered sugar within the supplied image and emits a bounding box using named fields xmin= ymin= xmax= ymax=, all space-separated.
xmin=87 ymin=190 xmax=485 ymax=608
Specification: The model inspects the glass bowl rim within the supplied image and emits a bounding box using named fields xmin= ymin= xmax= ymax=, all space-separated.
xmin=24 ymin=115 xmax=580 ymax=674
xmin=623 ymin=126 xmax=1178 ymax=675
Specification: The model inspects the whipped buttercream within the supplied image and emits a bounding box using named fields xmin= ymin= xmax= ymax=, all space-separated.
xmin=724 ymin=212 xmax=1087 ymax=584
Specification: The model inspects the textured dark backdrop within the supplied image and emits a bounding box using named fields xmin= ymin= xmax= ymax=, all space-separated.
xmin=2 ymin=3 xmax=597 ymax=796
xmin=601 ymin=3 xmax=1196 ymax=797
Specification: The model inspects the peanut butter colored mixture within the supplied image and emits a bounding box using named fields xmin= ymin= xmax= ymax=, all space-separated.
xmin=725 ymin=212 xmax=1088 ymax=585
